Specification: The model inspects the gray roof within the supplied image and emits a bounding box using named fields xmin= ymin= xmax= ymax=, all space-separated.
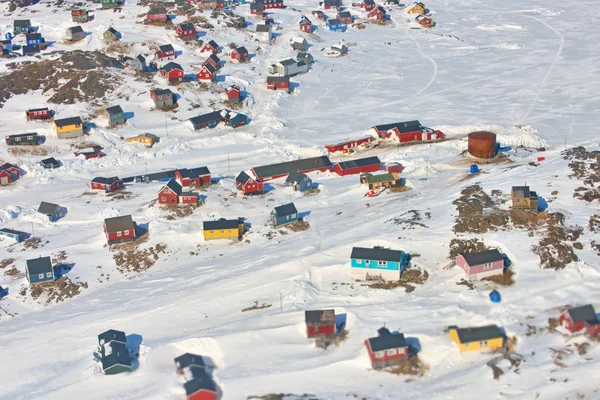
xmin=54 ymin=116 xmax=82 ymax=127
xmin=101 ymin=341 xmax=131 ymax=371
xmin=40 ymin=157 xmax=60 ymax=167
xmin=38 ymin=201 xmax=60 ymax=215
xmin=236 ymin=171 xmax=251 ymax=184
xmin=374 ymin=120 xmax=422 ymax=133
xmin=184 ymin=369 xmax=216 ymax=396
xmin=203 ymin=218 xmax=241 ymax=231
xmin=149 ymin=7 xmax=167 ymax=14
xmin=567 ymin=305 xmax=597 ymax=323
xmin=453 ymin=325 xmax=504 ymax=343
xmin=267 ymin=76 xmax=290 ymax=83
xmin=336 ymin=156 xmax=381 ymax=170
xmin=338 ymin=11 xmax=351 ymax=18
xmin=136 ymin=54 xmax=146 ymax=63
xmin=26 ymin=33 xmax=42 ymax=41
xmin=512 ymin=186 xmax=531 ymax=198
xmin=461 ymin=249 xmax=503 ymax=266
xmin=327 ymin=18 xmax=341 ymax=25
xmin=92 ymin=176 xmax=121 ymax=185
xmin=252 ymin=156 xmax=332 ymax=179
xmin=161 ymin=62 xmax=183 ymax=72
xmin=98 ymin=329 xmax=127 ymax=346
xmin=151 ymin=88 xmax=172 ymax=97
xmin=351 ymin=246 xmax=405 ymax=262
xmin=22 ymin=45 xmax=40 ymax=55
xmin=178 ymin=23 xmax=195 ymax=31
xmin=256 ymin=24 xmax=270 ymax=32
xmin=179 ymin=167 xmax=210 ymax=178
xmin=274 ymin=203 xmax=297 ymax=217
xmin=189 ymin=110 xmax=227 ymax=127
xmin=106 ymin=105 xmax=123 ymax=115
xmin=279 ymin=58 xmax=296 ymax=66
xmin=106 ymin=27 xmax=120 ymax=37
xmin=235 ymin=46 xmax=248 ymax=55
xmin=174 ymin=353 xmax=206 ymax=370
xmin=323 ymin=0 xmax=341 ymax=5
xmin=68 ymin=26 xmax=84 ymax=34
xmin=26 ymin=256 xmax=53 ymax=275
xmin=14 ymin=19 xmax=31 ymax=27
xmin=162 ymin=178 xmax=182 ymax=195
xmin=207 ymin=54 xmax=220 ymax=64
xmin=104 ymin=215 xmax=134 ymax=233
xmin=285 ymin=171 xmax=308 ymax=184
xmin=368 ymin=332 xmax=407 ymax=352
xmin=159 ymin=44 xmax=174 ymax=53
xmin=305 ymin=310 xmax=335 ymax=324
xmin=0 ymin=228 xmax=28 ymax=236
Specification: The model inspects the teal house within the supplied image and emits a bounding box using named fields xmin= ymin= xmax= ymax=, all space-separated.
xmin=271 ymin=203 xmax=298 ymax=227
xmin=106 ymin=105 xmax=125 ymax=126
xmin=98 ymin=329 xmax=132 ymax=375
xmin=350 ymin=246 xmax=410 ymax=281
xmin=102 ymin=0 xmax=122 ymax=7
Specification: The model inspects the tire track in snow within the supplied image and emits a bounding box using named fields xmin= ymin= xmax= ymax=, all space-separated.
xmin=406 ymin=26 xmax=438 ymax=97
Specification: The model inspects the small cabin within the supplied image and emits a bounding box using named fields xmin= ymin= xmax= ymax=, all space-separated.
xmin=103 ymin=215 xmax=136 ymax=245
xmin=350 ymin=246 xmax=410 ymax=281
xmin=456 ymin=249 xmax=504 ymax=281
xmin=364 ymin=327 xmax=409 ymax=369
xmin=270 ymin=203 xmax=298 ymax=227
xmin=236 ymin=171 xmax=264 ymax=195
xmin=511 ymin=186 xmax=539 ymax=212
xmin=25 ymin=256 xmax=54 ymax=285
xmin=559 ymin=305 xmax=600 ymax=337
xmin=285 ymin=171 xmax=312 ymax=192
xmin=305 ymin=310 xmax=335 ymax=338
xmin=40 ymin=157 xmax=61 ymax=169
xmin=37 ymin=201 xmax=66 ymax=222
xmin=91 ymin=177 xmax=124 ymax=193
xmin=106 ymin=105 xmax=125 ymax=126
xmin=448 ymin=325 xmax=505 ymax=353
xmin=203 ymin=218 xmax=245 ymax=240
xmin=174 ymin=353 xmax=208 ymax=375
xmin=0 ymin=228 xmax=29 ymax=243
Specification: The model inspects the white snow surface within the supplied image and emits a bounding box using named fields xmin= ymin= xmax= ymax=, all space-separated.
xmin=1 ymin=0 xmax=600 ymax=399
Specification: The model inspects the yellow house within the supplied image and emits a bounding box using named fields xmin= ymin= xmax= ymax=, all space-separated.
xmin=53 ymin=116 xmax=84 ymax=139
xmin=407 ymin=2 xmax=426 ymax=14
xmin=127 ymin=133 xmax=157 ymax=147
xmin=203 ymin=218 xmax=244 ymax=240
xmin=448 ymin=325 xmax=505 ymax=352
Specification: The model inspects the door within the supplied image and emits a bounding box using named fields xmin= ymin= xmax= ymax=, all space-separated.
xmin=0 ymin=176 xmax=8 ymax=185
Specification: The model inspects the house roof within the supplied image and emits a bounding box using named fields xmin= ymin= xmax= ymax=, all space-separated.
xmin=98 ymin=329 xmax=127 ymax=346
xmin=368 ymin=332 xmax=407 ymax=352
xmin=203 ymin=218 xmax=241 ymax=231
xmin=305 ymin=309 xmax=335 ymax=324
xmin=336 ymin=156 xmax=381 ymax=170
xmin=179 ymin=167 xmax=210 ymax=178
xmin=327 ymin=18 xmax=341 ymax=25
xmin=323 ymin=0 xmax=341 ymax=5
xmin=461 ymin=249 xmax=504 ymax=266
xmin=184 ymin=370 xmax=216 ymax=396
xmin=207 ymin=40 xmax=219 ymax=49
xmin=68 ymin=26 xmax=84 ymax=34
xmin=207 ymin=54 xmax=221 ymax=64
xmin=149 ymin=7 xmax=167 ymax=14
xmin=106 ymin=27 xmax=120 ymax=37
xmin=26 ymin=33 xmax=42 ymax=41
xmin=38 ymin=201 xmax=60 ymax=215
xmin=267 ymin=75 xmax=290 ymax=83
xmin=54 ymin=116 xmax=82 ymax=127
xmin=92 ymin=176 xmax=121 ymax=185
xmin=0 ymin=228 xmax=28 ymax=236
xmin=178 ymin=23 xmax=195 ymax=31
xmin=236 ymin=171 xmax=252 ymax=184
xmin=22 ymin=45 xmax=40 ymax=55
xmin=101 ymin=341 xmax=131 ymax=371
xmin=512 ymin=186 xmax=531 ymax=198
xmin=14 ymin=19 xmax=31 ymax=27
xmin=285 ymin=171 xmax=308 ymax=184
xmin=174 ymin=353 xmax=206 ymax=370
xmin=363 ymin=0 xmax=375 ymax=4
xmin=104 ymin=215 xmax=134 ymax=233
xmin=161 ymin=62 xmax=183 ymax=72
xmin=235 ymin=46 xmax=248 ymax=54
xmin=350 ymin=246 xmax=405 ymax=262
xmin=151 ymin=88 xmax=172 ymax=97
xmin=256 ymin=24 xmax=270 ymax=32
xmin=274 ymin=203 xmax=297 ymax=217
xmin=161 ymin=178 xmax=182 ymax=195
xmin=189 ymin=110 xmax=227 ymax=127
xmin=40 ymin=157 xmax=60 ymax=167
xmin=452 ymin=325 xmax=504 ymax=343
xmin=338 ymin=11 xmax=351 ymax=17
xmin=374 ymin=120 xmax=422 ymax=133
xmin=253 ymin=156 xmax=332 ymax=179
xmin=297 ymin=52 xmax=312 ymax=59
xmin=201 ymin=62 xmax=217 ymax=73
xmin=365 ymin=172 xmax=398 ymax=184
xmin=26 ymin=256 xmax=53 ymax=275
xmin=567 ymin=305 xmax=597 ymax=323
xmin=136 ymin=54 xmax=146 ymax=63
xmin=158 ymin=44 xmax=174 ymax=53
xmin=300 ymin=16 xmax=312 ymax=24
xmin=1 ymin=162 xmax=18 ymax=171
xmin=106 ymin=105 xmax=123 ymax=115
xmin=279 ymin=58 xmax=297 ymax=66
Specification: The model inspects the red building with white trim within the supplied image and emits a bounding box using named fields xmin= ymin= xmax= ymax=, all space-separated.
xmin=91 ymin=176 xmax=123 ymax=193
xmin=325 ymin=136 xmax=373 ymax=153
xmin=305 ymin=310 xmax=335 ymax=338
xmin=103 ymin=215 xmax=136 ymax=245
xmin=235 ymin=171 xmax=264 ymax=195
xmin=334 ymin=156 xmax=381 ymax=176
xmin=364 ymin=327 xmax=409 ymax=369
xmin=559 ymin=305 xmax=600 ymax=336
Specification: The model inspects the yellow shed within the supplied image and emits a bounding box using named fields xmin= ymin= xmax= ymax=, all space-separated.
xmin=53 ymin=116 xmax=84 ymax=139
xmin=127 ymin=133 xmax=157 ymax=147
xmin=408 ymin=2 xmax=426 ymax=14
xmin=203 ymin=218 xmax=244 ymax=240
xmin=449 ymin=325 xmax=505 ymax=352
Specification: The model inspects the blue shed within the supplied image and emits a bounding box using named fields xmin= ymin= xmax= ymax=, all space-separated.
xmin=285 ymin=171 xmax=312 ymax=192
xmin=350 ymin=246 xmax=410 ymax=281
xmin=25 ymin=256 xmax=54 ymax=285
xmin=37 ymin=201 xmax=66 ymax=222
xmin=0 ymin=228 xmax=29 ymax=242
xmin=26 ymin=33 xmax=44 ymax=45
xmin=0 ymin=285 xmax=7 ymax=299
xmin=271 ymin=203 xmax=298 ymax=227
xmin=326 ymin=18 xmax=344 ymax=31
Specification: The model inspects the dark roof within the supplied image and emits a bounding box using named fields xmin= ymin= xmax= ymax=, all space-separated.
xmin=161 ymin=62 xmax=183 ymax=72
xmin=184 ymin=370 xmax=216 ymax=396
xmin=26 ymin=33 xmax=42 ymax=41
xmin=27 ymin=108 xmax=47 ymax=113
xmin=256 ymin=24 xmax=270 ymax=32
xmin=179 ymin=167 xmax=210 ymax=178
xmin=374 ymin=120 xmax=421 ymax=133
xmin=92 ymin=176 xmax=121 ymax=185
xmin=201 ymin=62 xmax=217 ymax=73
xmin=179 ymin=23 xmax=195 ymax=31
xmin=207 ymin=40 xmax=219 ymax=49
xmin=351 ymin=246 xmax=405 ymax=262
xmin=162 ymin=178 xmax=182 ymax=195
xmin=106 ymin=105 xmax=123 ymax=115
xmin=0 ymin=228 xmax=28 ymax=236
xmin=106 ymin=27 xmax=120 ymax=37
xmin=151 ymin=88 xmax=172 ymax=97
xmin=158 ymin=44 xmax=174 ymax=53
xmin=98 ymin=329 xmax=127 ymax=346
xmin=1 ymin=162 xmax=18 ymax=170
xmin=203 ymin=218 xmax=240 ymax=231
xmin=40 ymin=157 xmax=60 ymax=167
xmin=207 ymin=54 xmax=220 ymax=63
xmin=68 ymin=26 xmax=84 ymax=34
xmin=101 ymin=341 xmax=131 ymax=371
xmin=453 ymin=325 xmax=504 ymax=343
xmin=54 ymin=116 xmax=82 ymax=127
xmin=253 ymin=156 xmax=332 ymax=179
xmin=104 ymin=215 xmax=134 ymax=233
xmin=373 ymin=5 xmax=386 ymax=13
xmin=235 ymin=46 xmax=248 ymax=54
xmin=174 ymin=353 xmax=206 ymax=370
xmin=267 ymin=76 xmax=290 ymax=83
xmin=512 ymin=186 xmax=531 ymax=198
xmin=460 ymin=249 xmax=503 ymax=266
xmin=189 ymin=110 xmax=227 ymax=127
xmin=137 ymin=54 xmax=146 ymax=63
xmin=38 ymin=201 xmax=60 ymax=215
xmin=279 ymin=58 xmax=296 ymax=66
xmin=149 ymin=6 xmax=167 ymax=14
xmin=285 ymin=171 xmax=308 ymax=184
xmin=236 ymin=171 xmax=251 ymax=184
xmin=22 ymin=45 xmax=40 ymax=55
xmin=14 ymin=19 xmax=31 ymax=27
xmin=300 ymin=16 xmax=312 ymax=23
xmin=338 ymin=11 xmax=351 ymax=17
xmin=336 ymin=156 xmax=381 ymax=170
xmin=274 ymin=203 xmax=297 ymax=217
xmin=26 ymin=256 xmax=53 ymax=275
xmin=323 ymin=0 xmax=341 ymax=5
xmin=363 ymin=0 xmax=375 ymax=4
xmin=567 ymin=305 xmax=597 ymax=323
xmin=368 ymin=333 xmax=407 ymax=352
xmin=305 ymin=310 xmax=335 ymax=324
xmin=327 ymin=18 xmax=341 ymax=25
xmin=378 ymin=327 xmax=391 ymax=336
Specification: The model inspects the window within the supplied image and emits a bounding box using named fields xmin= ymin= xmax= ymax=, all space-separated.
xmin=387 ymin=349 xmax=397 ymax=356
xmin=46 ymin=272 xmax=52 ymax=278
xmin=464 ymin=343 xmax=469 ymax=348
xmin=480 ymin=340 xmax=488 ymax=347
xmin=291 ymin=213 xmax=297 ymax=219
xmin=38 ymin=273 xmax=44 ymax=279
xmin=161 ymin=197 xmax=166 ymax=201
xmin=483 ymin=263 xmax=492 ymax=270
xmin=355 ymin=259 xmax=362 ymax=264
xmin=375 ymin=351 xmax=384 ymax=358
xmin=228 ymin=229 xmax=232 ymax=233
xmin=377 ymin=260 xmax=387 ymax=267
xmin=117 ymin=231 xmax=122 ymax=237
xmin=221 ymin=230 xmax=224 ymax=234
xmin=210 ymin=230 xmax=214 ymax=234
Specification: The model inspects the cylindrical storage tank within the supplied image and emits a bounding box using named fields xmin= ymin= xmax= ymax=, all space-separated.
xmin=468 ymin=131 xmax=497 ymax=159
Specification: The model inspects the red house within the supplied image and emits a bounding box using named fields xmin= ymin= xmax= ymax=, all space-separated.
xmin=226 ymin=85 xmax=241 ymax=103
xmin=197 ymin=63 xmax=216 ymax=82
xmin=235 ymin=171 xmax=264 ymax=195
xmin=146 ymin=7 xmax=168 ymax=22
xmin=305 ymin=310 xmax=335 ymax=338
xmin=159 ymin=178 xmax=199 ymax=206
xmin=204 ymin=54 xmax=221 ymax=69
xmin=337 ymin=11 xmax=352 ymax=24
xmin=155 ymin=44 xmax=175 ymax=61
xmin=103 ymin=215 xmax=136 ymax=245
xmin=201 ymin=40 xmax=219 ymax=54
xmin=250 ymin=1 xmax=264 ymax=15
xmin=360 ymin=0 xmax=375 ymax=11
xmin=373 ymin=120 xmax=423 ymax=140
xmin=91 ymin=176 xmax=123 ymax=193
xmin=267 ymin=75 xmax=290 ymax=90
xmin=311 ymin=10 xmax=325 ymax=19
xmin=25 ymin=107 xmax=51 ymax=120
xmin=176 ymin=23 xmax=197 ymax=40
xmin=384 ymin=162 xmax=403 ymax=174
xmin=175 ymin=167 xmax=211 ymax=188
xmin=160 ymin=62 xmax=184 ymax=81
xmin=184 ymin=369 xmax=217 ymax=400
xmin=0 ymin=163 xmax=20 ymax=186
xmin=364 ymin=327 xmax=409 ymax=369
xmin=325 ymin=136 xmax=373 ymax=153
xmin=334 ymin=156 xmax=381 ymax=176
xmin=74 ymin=146 xmax=106 ymax=160
xmin=559 ymin=305 xmax=600 ymax=336
xmin=299 ymin=16 xmax=313 ymax=33
xmin=231 ymin=46 xmax=248 ymax=62
xmin=368 ymin=6 xmax=386 ymax=21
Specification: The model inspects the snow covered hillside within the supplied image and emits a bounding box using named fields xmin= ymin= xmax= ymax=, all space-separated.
xmin=0 ymin=0 xmax=599 ymax=399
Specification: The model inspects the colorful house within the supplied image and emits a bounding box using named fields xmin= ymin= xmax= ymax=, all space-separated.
xmin=106 ymin=105 xmax=125 ymax=126
xmin=456 ymin=249 xmax=505 ymax=280
xmin=305 ymin=309 xmax=336 ymax=338
xmin=184 ymin=368 xmax=217 ymax=400
xmin=511 ymin=186 xmax=539 ymax=212
xmin=261 ymin=0 xmax=284 ymax=9
xmin=91 ymin=177 xmax=124 ymax=193
xmin=26 ymin=33 xmax=44 ymax=46
xmin=201 ymin=40 xmax=219 ymax=54
xmin=235 ymin=171 xmax=264 ymax=195
xmin=147 ymin=7 xmax=168 ymax=22
xmin=25 ymin=256 xmax=54 ymax=285
xmin=98 ymin=329 xmax=127 ymax=348
xmin=364 ymin=327 xmax=409 ymax=369
xmin=204 ymin=54 xmax=221 ymax=70
xmin=189 ymin=110 xmax=228 ymax=130
xmin=226 ymin=85 xmax=241 ymax=102
xmin=40 ymin=157 xmax=61 ymax=169
xmin=103 ymin=215 xmax=136 ymax=245
xmin=71 ymin=9 xmax=90 ymax=23
xmin=285 ymin=171 xmax=312 ymax=192
xmin=127 ymin=133 xmax=157 ymax=147
xmin=65 ymin=26 xmax=85 ymax=42
xmin=102 ymin=0 xmax=123 ymax=7
xmin=337 ymin=11 xmax=352 ymax=24
xmin=175 ymin=353 xmax=208 ymax=375
xmin=252 ymin=156 xmax=332 ymax=181
xmin=325 ymin=137 xmax=373 ymax=153
xmin=177 ymin=23 xmax=197 ymax=40
xmin=197 ymin=63 xmax=217 ymax=82
xmin=407 ymin=1 xmax=426 ymax=14
xmin=158 ymin=178 xmax=199 ymax=206
xmin=360 ymin=172 xmax=402 ymax=190
xmin=160 ymin=62 xmax=185 ymax=81
xmin=326 ymin=18 xmax=344 ymax=31
xmin=53 ymin=116 xmax=84 ymax=139
xmin=368 ymin=6 xmax=386 ymax=21
xmin=334 ymin=156 xmax=381 ymax=176
xmin=25 ymin=107 xmax=51 ymax=120
xmin=299 ymin=16 xmax=313 ymax=33
xmin=416 ymin=15 xmax=435 ymax=28
xmin=103 ymin=27 xmax=121 ymax=42
xmin=202 ymin=218 xmax=244 ymax=240
xmin=151 ymin=88 xmax=174 ymax=108
xmin=448 ymin=325 xmax=505 ymax=353
xmin=271 ymin=203 xmax=298 ymax=227
xmin=5 ymin=133 xmax=42 ymax=146
xmin=250 ymin=1 xmax=264 ymax=14
xmin=322 ymin=0 xmax=341 ymax=10
xmin=311 ymin=10 xmax=325 ymax=19
xmin=231 ymin=46 xmax=248 ymax=62
xmin=0 ymin=163 xmax=20 ymax=185
xmin=155 ymin=44 xmax=176 ymax=61
xmin=559 ymin=305 xmax=600 ymax=336
xmin=360 ymin=0 xmax=375 ymax=11
xmin=350 ymin=246 xmax=410 ymax=281
xmin=267 ymin=76 xmax=290 ymax=90
xmin=37 ymin=201 xmax=66 ymax=222
xmin=101 ymin=341 xmax=132 ymax=375
xmin=0 ymin=228 xmax=29 ymax=242
xmin=13 ymin=19 xmax=31 ymax=35
xmin=175 ymin=167 xmax=211 ymax=188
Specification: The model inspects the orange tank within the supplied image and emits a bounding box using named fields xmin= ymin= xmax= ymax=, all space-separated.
xmin=468 ymin=131 xmax=497 ymax=159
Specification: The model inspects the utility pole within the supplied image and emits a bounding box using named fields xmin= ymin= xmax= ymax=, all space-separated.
xmin=31 ymin=222 xmax=34 ymax=237
xmin=279 ymin=292 xmax=283 ymax=313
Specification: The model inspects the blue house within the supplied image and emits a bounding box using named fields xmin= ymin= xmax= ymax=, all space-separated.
xmin=37 ymin=201 xmax=66 ymax=222
xmin=0 ymin=285 xmax=7 ymax=299
xmin=285 ymin=171 xmax=312 ymax=192
xmin=228 ymin=112 xmax=248 ymax=128
xmin=26 ymin=33 xmax=44 ymax=45
xmin=271 ymin=203 xmax=298 ymax=227
xmin=13 ymin=19 xmax=31 ymax=35
xmin=98 ymin=329 xmax=132 ymax=375
xmin=0 ymin=39 xmax=13 ymax=54
xmin=326 ymin=18 xmax=344 ymax=32
xmin=25 ymin=256 xmax=54 ymax=285
xmin=98 ymin=329 xmax=127 ymax=349
xmin=0 ymin=228 xmax=29 ymax=242
xmin=350 ymin=246 xmax=410 ymax=281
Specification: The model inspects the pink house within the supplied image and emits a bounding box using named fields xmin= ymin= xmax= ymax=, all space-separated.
xmin=455 ymin=249 xmax=505 ymax=280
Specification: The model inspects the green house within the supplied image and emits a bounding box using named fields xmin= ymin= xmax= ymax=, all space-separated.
xmin=106 ymin=105 xmax=125 ymax=126
xmin=102 ymin=0 xmax=122 ymax=8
